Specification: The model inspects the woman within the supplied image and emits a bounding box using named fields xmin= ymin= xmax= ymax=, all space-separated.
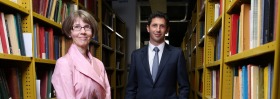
xmin=52 ymin=10 xmax=111 ymax=99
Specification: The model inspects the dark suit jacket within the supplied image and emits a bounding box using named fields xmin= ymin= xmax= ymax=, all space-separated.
xmin=126 ymin=44 xmax=189 ymax=99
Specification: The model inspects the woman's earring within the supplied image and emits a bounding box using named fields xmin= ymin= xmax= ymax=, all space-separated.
xmin=69 ymin=36 xmax=71 ymax=38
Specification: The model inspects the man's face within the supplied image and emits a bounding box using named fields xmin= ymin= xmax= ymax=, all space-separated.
xmin=147 ymin=17 xmax=169 ymax=45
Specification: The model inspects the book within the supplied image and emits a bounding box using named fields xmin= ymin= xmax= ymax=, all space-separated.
xmin=247 ymin=65 xmax=251 ymax=99
xmin=0 ymin=12 xmax=9 ymax=54
xmin=212 ymin=70 xmax=216 ymax=98
xmin=23 ymin=33 xmax=32 ymax=57
xmin=4 ymin=14 xmax=20 ymax=55
xmin=47 ymin=70 xmax=53 ymax=98
xmin=36 ymin=80 xmax=41 ymax=99
xmin=39 ymin=70 xmax=48 ymax=99
xmin=264 ymin=65 xmax=268 ymax=99
xmin=230 ymin=14 xmax=239 ymax=56
xmin=258 ymin=65 xmax=264 ymax=99
xmin=233 ymin=66 xmax=240 ymax=99
xmin=50 ymin=0 xmax=57 ymax=20
xmin=5 ymin=67 xmax=20 ymax=99
xmin=250 ymin=0 xmax=259 ymax=49
xmin=54 ymin=35 xmax=60 ymax=59
xmin=240 ymin=4 xmax=251 ymax=51
xmin=0 ymin=69 xmax=11 ymax=99
xmin=39 ymin=26 xmax=45 ymax=59
xmin=216 ymin=69 xmax=220 ymax=99
xmin=250 ymin=65 xmax=259 ymax=99
xmin=45 ymin=31 xmax=49 ymax=59
xmin=15 ymin=13 xmax=26 ymax=56
xmin=33 ymin=23 xmax=38 ymax=58
xmin=267 ymin=63 xmax=273 ymax=99
xmin=242 ymin=65 xmax=248 ymax=99
xmin=262 ymin=0 xmax=275 ymax=44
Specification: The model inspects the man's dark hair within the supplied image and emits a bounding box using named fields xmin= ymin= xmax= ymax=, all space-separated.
xmin=147 ymin=11 xmax=170 ymax=27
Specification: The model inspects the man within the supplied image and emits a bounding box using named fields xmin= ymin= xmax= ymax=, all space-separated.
xmin=126 ymin=11 xmax=189 ymax=99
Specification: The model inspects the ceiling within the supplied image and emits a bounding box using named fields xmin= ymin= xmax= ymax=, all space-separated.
xmin=138 ymin=0 xmax=196 ymax=47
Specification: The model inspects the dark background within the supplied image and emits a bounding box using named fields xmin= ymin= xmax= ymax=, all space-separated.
xmin=138 ymin=0 xmax=196 ymax=47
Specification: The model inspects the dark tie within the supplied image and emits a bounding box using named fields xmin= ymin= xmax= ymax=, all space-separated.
xmin=152 ymin=47 xmax=159 ymax=82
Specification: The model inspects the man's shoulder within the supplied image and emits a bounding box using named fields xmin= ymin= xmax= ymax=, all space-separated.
xmin=132 ymin=46 xmax=148 ymax=54
xmin=165 ymin=44 xmax=182 ymax=52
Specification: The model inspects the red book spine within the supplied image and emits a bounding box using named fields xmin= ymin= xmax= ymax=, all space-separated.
xmin=230 ymin=14 xmax=239 ymax=55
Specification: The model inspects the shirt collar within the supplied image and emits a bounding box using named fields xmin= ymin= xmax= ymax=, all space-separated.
xmin=148 ymin=41 xmax=165 ymax=52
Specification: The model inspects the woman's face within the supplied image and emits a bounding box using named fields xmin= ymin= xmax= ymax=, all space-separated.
xmin=71 ymin=17 xmax=93 ymax=49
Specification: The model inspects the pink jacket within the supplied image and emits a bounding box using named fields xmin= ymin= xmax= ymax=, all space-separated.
xmin=52 ymin=44 xmax=111 ymax=99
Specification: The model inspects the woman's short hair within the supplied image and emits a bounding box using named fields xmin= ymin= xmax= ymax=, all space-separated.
xmin=62 ymin=10 xmax=98 ymax=38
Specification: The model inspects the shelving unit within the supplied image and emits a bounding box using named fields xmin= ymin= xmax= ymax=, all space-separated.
xmin=182 ymin=0 xmax=205 ymax=98
xmin=0 ymin=0 xmax=127 ymax=99
xmin=183 ymin=0 xmax=280 ymax=98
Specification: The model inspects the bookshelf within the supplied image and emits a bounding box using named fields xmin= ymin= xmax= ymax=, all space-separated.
xmin=183 ymin=0 xmax=280 ymax=98
xmin=183 ymin=0 xmax=208 ymax=98
xmin=0 ymin=0 xmax=127 ymax=99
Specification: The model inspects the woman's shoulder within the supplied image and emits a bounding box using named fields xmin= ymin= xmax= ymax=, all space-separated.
xmin=92 ymin=57 xmax=107 ymax=71
xmin=92 ymin=57 xmax=104 ymax=65
xmin=56 ymin=54 xmax=72 ymax=67
xmin=56 ymin=55 xmax=68 ymax=62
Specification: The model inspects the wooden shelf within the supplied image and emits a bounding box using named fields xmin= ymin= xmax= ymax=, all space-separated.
xmin=227 ymin=0 xmax=251 ymax=14
xmin=226 ymin=0 xmax=241 ymax=14
xmin=188 ymin=33 xmax=193 ymax=41
xmin=116 ymin=51 xmax=124 ymax=55
xmin=205 ymin=60 xmax=220 ymax=68
xmin=192 ymin=46 xmax=197 ymax=53
xmin=105 ymin=67 xmax=115 ymax=71
xmin=198 ymin=35 xmax=205 ymax=47
xmin=0 ymin=0 xmax=29 ymax=15
xmin=192 ymin=24 xmax=197 ymax=33
xmin=0 ymin=54 xmax=31 ymax=62
xmin=102 ymin=23 xmax=114 ymax=32
xmin=199 ymin=4 xmax=205 ymax=21
xmin=102 ymin=44 xmax=114 ymax=51
xmin=196 ymin=66 xmax=204 ymax=70
xmin=207 ymin=15 xmax=222 ymax=36
xmin=225 ymin=41 xmax=275 ymax=64
xmin=34 ymin=58 xmax=56 ymax=64
xmin=197 ymin=91 xmax=203 ymax=97
xmin=33 ymin=12 xmax=62 ymax=29
xmin=115 ymin=32 xmax=124 ymax=39
xmin=90 ymin=40 xmax=100 ymax=46
xmin=205 ymin=95 xmax=215 ymax=99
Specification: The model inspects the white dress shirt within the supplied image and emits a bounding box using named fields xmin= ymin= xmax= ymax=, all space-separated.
xmin=148 ymin=42 xmax=165 ymax=74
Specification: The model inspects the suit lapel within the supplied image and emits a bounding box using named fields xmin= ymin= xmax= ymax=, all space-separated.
xmin=155 ymin=44 xmax=171 ymax=83
xmin=141 ymin=46 xmax=153 ymax=82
